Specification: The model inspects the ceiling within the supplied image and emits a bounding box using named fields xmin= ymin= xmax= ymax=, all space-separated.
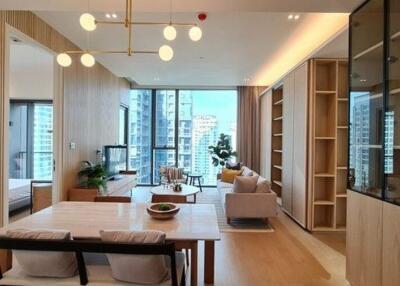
xmin=1 ymin=0 xmax=362 ymax=86
xmin=1 ymin=0 xmax=364 ymax=13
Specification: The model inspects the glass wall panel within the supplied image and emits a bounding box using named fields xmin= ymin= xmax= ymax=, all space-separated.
xmin=128 ymin=90 xmax=152 ymax=184
xmin=178 ymin=90 xmax=238 ymax=185
xmin=155 ymin=90 xmax=176 ymax=148
xmin=385 ymin=0 xmax=400 ymax=203
xmin=349 ymin=0 xmax=384 ymax=198
xmin=33 ymin=103 xmax=53 ymax=180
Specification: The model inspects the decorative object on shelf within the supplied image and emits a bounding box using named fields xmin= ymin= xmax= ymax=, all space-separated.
xmin=56 ymin=0 xmax=202 ymax=67
xmin=77 ymin=161 xmax=107 ymax=194
xmin=348 ymin=168 xmax=356 ymax=188
xmin=208 ymin=133 xmax=237 ymax=167
xmin=172 ymin=183 xmax=182 ymax=192
xmin=146 ymin=203 xmax=180 ymax=220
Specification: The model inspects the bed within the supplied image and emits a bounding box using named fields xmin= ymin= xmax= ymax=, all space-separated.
xmin=8 ymin=179 xmax=31 ymax=212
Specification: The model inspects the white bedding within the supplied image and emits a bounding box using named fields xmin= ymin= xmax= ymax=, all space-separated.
xmin=8 ymin=179 xmax=31 ymax=204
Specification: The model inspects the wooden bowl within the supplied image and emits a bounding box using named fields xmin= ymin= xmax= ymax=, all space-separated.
xmin=146 ymin=203 xmax=180 ymax=220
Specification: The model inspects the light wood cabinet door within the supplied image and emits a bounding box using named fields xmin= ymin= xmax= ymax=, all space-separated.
xmin=346 ymin=191 xmax=383 ymax=286
xmin=282 ymin=73 xmax=294 ymax=214
xmin=291 ymin=63 xmax=308 ymax=226
xmin=382 ymin=202 xmax=400 ymax=286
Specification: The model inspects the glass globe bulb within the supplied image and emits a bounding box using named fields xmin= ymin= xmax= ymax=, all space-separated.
xmin=189 ymin=26 xmax=202 ymax=41
xmin=80 ymin=53 xmax=95 ymax=67
xmin=79 ymin=13 xmax=96 ymax=31
xmin=159 ymin=45 xmax=174 ymax=61
xmin=56 ymin=53 xmax=72 ymax=67
xmin=163 ymin=25 xmax=177 ymax=41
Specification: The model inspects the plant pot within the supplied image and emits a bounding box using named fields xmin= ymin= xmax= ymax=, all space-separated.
xmin=68 ymin=188 xmax=99 ymax=202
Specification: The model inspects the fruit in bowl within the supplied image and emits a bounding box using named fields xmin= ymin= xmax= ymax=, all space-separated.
xmin=147 ymin=203 xmax=180 ymax=220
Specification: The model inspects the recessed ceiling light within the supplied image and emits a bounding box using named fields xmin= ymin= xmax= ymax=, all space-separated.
xmin=288 ymin=14 xmax=294 ymax=20
xmin=360 ymin=79 xmax=367 ymax=83
xmin=112 ymin=13 xmax=118 ymax=18
xmin=294 ymin=14 xmax=300 ymax=20
xmin=105 ymin=13 xmax=111 ymax=18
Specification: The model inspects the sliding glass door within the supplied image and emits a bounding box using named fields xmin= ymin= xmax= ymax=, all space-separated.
xmin=128 ymin=88 xmax=237 ymax=186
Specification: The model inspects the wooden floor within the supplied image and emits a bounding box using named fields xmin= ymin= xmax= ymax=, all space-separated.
xmin=135 ymin=187 xmax=348 ymax=286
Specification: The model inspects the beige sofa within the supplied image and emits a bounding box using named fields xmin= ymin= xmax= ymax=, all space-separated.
xmin=217 ymin=166 xmax=277 ymax=223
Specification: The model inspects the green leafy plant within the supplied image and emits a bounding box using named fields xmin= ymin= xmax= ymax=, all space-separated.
xmin=208 ymin=133 xmax=237 ymax=167
xmin=77 ymin=161 xmax=107 ymax=193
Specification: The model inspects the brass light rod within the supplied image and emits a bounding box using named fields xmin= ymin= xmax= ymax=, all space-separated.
xmin=95 ymin=20 xmax=197 ymax=27
xmin=64 ymin=50 xmax=157 ymax=55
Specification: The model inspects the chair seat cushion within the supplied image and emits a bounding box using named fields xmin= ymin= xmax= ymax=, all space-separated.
xmin=0 ymin=252 xmax=185 ymax=286
xmin=100 ymin=230 xmax=169 ymax=284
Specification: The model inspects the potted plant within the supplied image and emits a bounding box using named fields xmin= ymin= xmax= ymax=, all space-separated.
xmin=208 ymin=133 xmax=237 ymax=171
xmin=69 ymin=161 xmax=108 ymax=201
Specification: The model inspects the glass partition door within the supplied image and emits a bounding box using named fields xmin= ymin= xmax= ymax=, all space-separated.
xmin=385 ymin=0 xmax=400 ymax=203
xmin=349 ymin=0 xmax=385 ymax=198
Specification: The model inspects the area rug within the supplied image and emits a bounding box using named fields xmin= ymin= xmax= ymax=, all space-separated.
xmin=197 ymin=188 xmax=274 ymax=233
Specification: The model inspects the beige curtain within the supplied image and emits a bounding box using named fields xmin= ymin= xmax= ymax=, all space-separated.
xmin=237 ymin=86 xmax=265 ymax=173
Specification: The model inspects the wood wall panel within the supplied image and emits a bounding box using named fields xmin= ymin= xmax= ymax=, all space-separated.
xmin=382 ymin=202 xmax=400 ymax=286
xmin=0 ymin=11 xmax=130 ymax=211
xmin=346 ymin=191 xmax=383 ymax=286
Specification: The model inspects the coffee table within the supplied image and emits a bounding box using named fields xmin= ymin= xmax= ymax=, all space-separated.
xmin=151 ymin=184 xmax=200 ymax=203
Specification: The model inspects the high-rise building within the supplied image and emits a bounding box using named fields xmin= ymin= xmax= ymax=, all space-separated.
xmin=192 ymin=115 xmax=218 ymax=184
xmin=129 ymin=90 xmax=152 ymax=184
xmin=178 ymin=93 xmax=193 ymax=172
xmin=32 ymin=104 xmax=53 ymax=180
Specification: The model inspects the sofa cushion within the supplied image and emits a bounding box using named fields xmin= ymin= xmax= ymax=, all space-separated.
xmin=221 ymin=168 xmax=242 ymax=184
xmin=256 ymin=178 xmax=271 ymax=193
xmin=233 ymin=175 xmax=259 ymax=193
xmin=225 ymin=162 xmax=241 ymax=170
xmin=6 ymin=229 xmax=77 ymax=278
xmin=241 ymin=166 xmax=254 ymax=176
xmin=100 ymin=230 xmax=169 ymax=284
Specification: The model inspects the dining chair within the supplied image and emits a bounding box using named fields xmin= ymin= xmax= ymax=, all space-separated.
xmin=94 ymin=196 xmax=131 ymax=203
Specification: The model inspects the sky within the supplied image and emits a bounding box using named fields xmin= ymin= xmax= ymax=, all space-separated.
xmin=182 ymin=90 xmax=237 ymax=132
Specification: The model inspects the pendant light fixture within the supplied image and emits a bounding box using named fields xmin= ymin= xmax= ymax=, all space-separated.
xmin=56 ymin=0 xmax=202 ymax=67
xmin=163 ymin=0 xmax=177 ymax=41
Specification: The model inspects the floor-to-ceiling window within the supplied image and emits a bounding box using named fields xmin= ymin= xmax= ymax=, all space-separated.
xmin=128 ymin=89 xmax=237 ymax=186
xmin=9 ymin=101 xmax=53 ymax=180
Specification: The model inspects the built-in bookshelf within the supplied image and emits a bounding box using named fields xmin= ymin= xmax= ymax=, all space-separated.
xmin=271 ymin=86 xmax=283 ymax=197
xmin=311 ymin=59 xmax=348 ymax=231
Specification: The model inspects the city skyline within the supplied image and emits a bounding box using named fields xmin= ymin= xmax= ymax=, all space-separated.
xmin=128 ymin=89 xmax=237 ymax=185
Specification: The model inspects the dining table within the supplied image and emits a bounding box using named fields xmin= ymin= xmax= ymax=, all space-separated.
xmin=0 ymin=201 xmax=221 ymax=286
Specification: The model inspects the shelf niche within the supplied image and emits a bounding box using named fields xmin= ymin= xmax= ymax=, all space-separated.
xmin=315 ymin=60 xmax=337 ymax=92
xmin=315 ymin=93 xmax=336 ymax=137
xmin=313 ymin=205 xmax=335 ymax=229
xmin=314 ymin=177 xmax=335 ymax=203
xmin=315 ymin=140 xmax=336 ymax=175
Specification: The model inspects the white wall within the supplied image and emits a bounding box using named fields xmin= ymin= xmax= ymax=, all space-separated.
xmin=9 ymin=43 xmax=53 ymax=100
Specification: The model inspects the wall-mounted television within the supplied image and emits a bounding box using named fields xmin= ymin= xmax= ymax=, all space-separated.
xmin=103 ymin=145 xmax=127 ymax=179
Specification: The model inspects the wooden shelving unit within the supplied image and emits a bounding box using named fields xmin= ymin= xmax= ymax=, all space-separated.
xmin=271 ymin=86 xmax=283 ymax=197
xmin=311 ymin=59 xmax=348 ymax=231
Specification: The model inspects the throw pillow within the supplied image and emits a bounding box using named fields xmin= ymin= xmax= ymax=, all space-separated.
xmin=225 ymin=162 xmax=241 ymax=170
xmin=256 ymin=178 xmax=271 ymax=193
xmin=241 ymin=166 xmax=254 ymax=176
xmin=221 ymin=168 xmax=243 ymax=184
xmin=233 ymin=175 xmax=259 ymax=193
xmin=6 ymin=229 xmax=77 ymax=278
xmin=100 ymin=230 xmax=169 ymax=284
